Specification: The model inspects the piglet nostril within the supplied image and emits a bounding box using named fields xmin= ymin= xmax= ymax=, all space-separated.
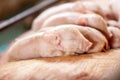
xmin=51 ymin=35 xmax=61 ymax=47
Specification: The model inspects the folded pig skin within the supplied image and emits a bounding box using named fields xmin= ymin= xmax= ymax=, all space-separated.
xmin=5 ymin=25 xmax=93 ymax=61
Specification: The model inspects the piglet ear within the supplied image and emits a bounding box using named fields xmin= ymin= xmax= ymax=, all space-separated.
xmin=76 ymin=29 xmax=93 ymax=52
xmin=43 ymin=33 xmax=61 ymax=46
xmin=85 ymin=42 xmax=93 ymax=51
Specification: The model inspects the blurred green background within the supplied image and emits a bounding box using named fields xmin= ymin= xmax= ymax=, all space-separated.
xmin=0 ymin=0 xmax=40 ymax=53
xmin=0 ymin=22 xmax=29 ymax=53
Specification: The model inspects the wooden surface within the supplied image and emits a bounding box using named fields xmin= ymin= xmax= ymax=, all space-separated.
xmin=0 ymin=49 xmax=120 ymax=80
